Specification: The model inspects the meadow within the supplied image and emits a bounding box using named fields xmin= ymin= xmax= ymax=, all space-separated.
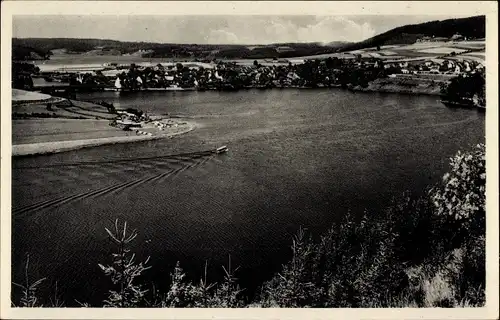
xmin=344 ymin=40 xmax=485 ymax=62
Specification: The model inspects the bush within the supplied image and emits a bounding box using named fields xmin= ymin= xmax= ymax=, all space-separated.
xmin=162 ymin=262 xmax=211 ymax=307
xmin=98 ymin=219 xmax=151 ymax=307
xmin=207 ymin=257 xmax=245 ymax=308
xmin=257 ymin=143 xmax=486 ymax=308
xmin=12 ymin=254 xmax=46 ymax=307
xmin=431 ymin=143 xmax=486 ymax=239
xmin=259 ymin=228 xmax=324 ymax=307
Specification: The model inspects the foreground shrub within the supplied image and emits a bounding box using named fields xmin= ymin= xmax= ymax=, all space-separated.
xmin=162 ymin=257 xmax=245 ymax=308
xmin=258 ymin=208 xmax=409 ymax=307
xmin=432 ymin=143 xmax=485 ymax=233
xmin=207 ymin=257 xmax=246 ymax=307
xmin=162 ymin=262 xmax=212 ymax=307
xmin=99 ymin=219 xmax=151 ymax=307
xmin=259 ymin=228 xmax=323 ymax=307
xmin=12 ymin=254 xmax=46 ymax=307
xmin=258 ymin=143 xmax=486 ymax=308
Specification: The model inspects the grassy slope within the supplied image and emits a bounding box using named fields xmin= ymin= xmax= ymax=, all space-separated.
xmin=339 ymin=16 xmax=485 ymax=53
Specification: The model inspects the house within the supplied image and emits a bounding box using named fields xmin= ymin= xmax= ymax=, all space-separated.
xmin=417 ymin=36 xmax=432 ymax=42
xmin=451 ymin=33 xmax=464 ymax=41
xmin=454 ymin=65 xmax=461 ymax=73
xmin=433 ymin=37 xmax=450 ymax=42
xmin=464 ymin=61 xmax=472 ymax=72
xmin=401 ymin=69 xmax=410 ymax=74
xmin=429 ymin=67 xmax=440 ymax=74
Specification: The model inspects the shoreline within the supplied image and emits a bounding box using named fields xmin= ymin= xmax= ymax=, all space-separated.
xmin=12 ymin=120 xmax=196 ymax=157
xmin=350 ymin=85 xmax=442 ymax=96
xmin=36 ymin=81 xmax=443 ymax=96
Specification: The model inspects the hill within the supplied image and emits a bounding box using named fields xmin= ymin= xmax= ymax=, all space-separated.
xmin=339 ymin=15 xmax=485 ymax=52
xmin=12 ymin=38 xmax=348 ymax=60
xmin=11 ymin=16 xmax=484 ymax=61
xmin=12 ymin=45 xmax=51 ymax=61
xmin=324 ymin=41 xmax=353 ymax=47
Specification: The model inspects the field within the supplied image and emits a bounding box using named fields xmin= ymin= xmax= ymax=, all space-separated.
xmin=12 ymin=116 xmax=195 ymax=156
xmin=417 ymin=47 xmax=468 ymax=54
xmin=35 ymin=53 xmax=215 ymax=72
xmin=345 ymin=40 xmax=485 ymax=62
xmin=45 ymin=53 xmax=192 ymax=65
xmin=12 ymin=89 xmax=54 ymax=102
xmin=13 ymin=100 xmax=117 ymax=120
xmin=26 ymin=40 xmax=486 ymax=72
xmin=291 ymin=52 xmax=356 ymax=60
xmin=12 ymin=118 xmax=133 ymax=145
xmin=461 ymin=52 xmax=486 ymax=63
xmin=391 ymin=73 xmax=457 ymax=81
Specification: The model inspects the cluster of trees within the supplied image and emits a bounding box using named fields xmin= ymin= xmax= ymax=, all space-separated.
xmin=260 ymin=145 xmax=486 ymax=307
xmin=440 ymin=72 xmax=486 ymax=107
xmin=12 ymin=143 xmax=486 ymax=308
xmin=11 ymin=62 xmax=39 ymax=90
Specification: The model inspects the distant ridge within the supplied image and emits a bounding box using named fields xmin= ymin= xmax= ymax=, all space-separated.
xmin=339 ymin=15 xmax=485 ymax=52
xmin=12 ymin=15 xmax=485 ymax=60
xmin=11 ymin=38 xmax=349 ymax=60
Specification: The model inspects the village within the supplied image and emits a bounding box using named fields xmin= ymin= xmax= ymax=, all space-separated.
xmin=15 ymin=54 xmax=484 ymax=92
xmin=12 ymin=32 xmax=485 ymax=95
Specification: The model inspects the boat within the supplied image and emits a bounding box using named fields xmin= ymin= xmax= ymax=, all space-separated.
xmin=477 ymin=105 xmax=486 ymax=112
xmin=439 ymin=99 xmax=477 ymax=109
xmin=215 ymin=146 xmax=228 ymax=154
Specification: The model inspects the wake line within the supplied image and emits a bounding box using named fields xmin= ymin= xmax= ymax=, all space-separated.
xmin=13 ymin=149 xmax=217 ymax=169
xmin=13 ymin=178 xmax=145 ymax=217
xmin=13 ymin=168 xmax=179 ymax=217
xmin=13 ymin=153 xmax=217 ymax=218
xmin=196 ymin=155 xmax=213 ymax=168
xmin=147 ymin=154 xmax=215 ymax=184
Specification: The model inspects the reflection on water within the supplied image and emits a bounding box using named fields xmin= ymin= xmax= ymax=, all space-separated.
xmin=12 ymin=89 xmax=485 ymax=305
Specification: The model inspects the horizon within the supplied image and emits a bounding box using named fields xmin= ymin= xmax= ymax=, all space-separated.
xmin=12 ymin=15 xmax=471 ymax=45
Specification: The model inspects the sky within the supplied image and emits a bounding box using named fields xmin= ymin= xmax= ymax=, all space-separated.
xmin=13 ymin=15 xmax=469 ymax=45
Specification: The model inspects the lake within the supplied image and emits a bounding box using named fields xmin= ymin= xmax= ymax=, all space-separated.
xmin=11 ymin=89 xmax=485 ymax=305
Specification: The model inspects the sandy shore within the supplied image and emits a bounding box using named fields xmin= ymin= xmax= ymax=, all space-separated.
xmin=12 ymin=121 xmax=196 ymax=156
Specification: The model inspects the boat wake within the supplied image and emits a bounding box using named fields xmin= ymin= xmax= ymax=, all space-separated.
xmin=13 ymin=148 xmax=228 ymax=219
